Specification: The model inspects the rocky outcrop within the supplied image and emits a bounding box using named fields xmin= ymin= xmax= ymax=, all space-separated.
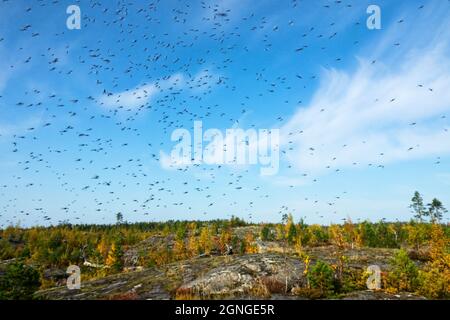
xmin=35 ymin=247 xmax=424 ymax=300
xmin=177 ymin=254 xmax=305 ymax=297
xmin=36 ymin=253 xmax=305 ymax=300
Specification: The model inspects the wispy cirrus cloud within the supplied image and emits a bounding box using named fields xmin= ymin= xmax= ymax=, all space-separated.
xmin=98 ymin=69 xmax=223 ymax=110
xmin=280 ymin=8 xmax=450 ymax=175
xmin=0 ymin=114 xmax=43 ymax=138
xmin=98 ymin=73 xmax=185 ymax=110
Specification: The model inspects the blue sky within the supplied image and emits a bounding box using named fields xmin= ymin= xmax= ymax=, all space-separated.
xmin=0 ymin=0 xmax=449 ymax=227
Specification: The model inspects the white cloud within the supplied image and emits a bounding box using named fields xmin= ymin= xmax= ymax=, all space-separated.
xmin=99 ymin=83 xmax=157 ymax=109
xmin=280 ymin=43 xmax=450 ymax=174
xmin=183 ymin=69 xmax=225 ymax=95
xmin=98 ymin=73 xmax=184 ymax=110
xmin=159 ymin=150 xmax=191 ymax=170
xmin=159 ymin=151 xmax=177 ymax=170
xmin=98 ymin=70 xmax=223 ymax=110
xmin=0 ymin=115 xmax=43 ymax=138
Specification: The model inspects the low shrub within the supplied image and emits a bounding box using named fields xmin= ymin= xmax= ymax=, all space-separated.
xmin=386 ymin=249 xmax=419 ymax=293
xmin=307 ymin=260 xmax=335 ymax=297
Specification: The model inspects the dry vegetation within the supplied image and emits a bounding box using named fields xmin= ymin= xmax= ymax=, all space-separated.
xmin=0 ymin=211 xmax=448 ymax=300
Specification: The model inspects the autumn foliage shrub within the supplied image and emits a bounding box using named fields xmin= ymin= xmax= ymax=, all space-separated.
xmin=417 ymin=224 xmax=450 ymax=299
xmin=0 ymin=261 xmax=41 ymax=300
xmin=386 ymin=249 xmax=419 ymax=293
xmin=307 ymin=260 xmax=335 ymax=297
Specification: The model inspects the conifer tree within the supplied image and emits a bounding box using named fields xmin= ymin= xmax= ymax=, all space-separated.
xmin=106 ymin=238 xmax=124 ymax=272
xmin=410 ymin=191 xmax=426 ymax=222
xmin=198 ymin=226 xmax=212 ymax=255
xmin=427 ymin=198 xmax=447 ymax=223
xmin=285 ymin=214 xmax=297 ymax=244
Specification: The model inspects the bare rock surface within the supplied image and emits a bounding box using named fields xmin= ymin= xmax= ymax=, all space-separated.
xmin=178 ymin=254 xmax=305 ymax=297
xmin=37 ymin=253 xmax=304 ymax=300
xmin=36 ymin=247 xmax=424 ymax=300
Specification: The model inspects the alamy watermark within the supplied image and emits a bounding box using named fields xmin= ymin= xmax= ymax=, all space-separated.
xmin=366 ymin=264 xmax=381 ymax=290
xmin=164 ymin=121 xmax=280 ymax=176
xmin=66 ymin=265 xmax=81 ymax=290
xmin=367 ymin=4 xmax=381 ymax=30
xmin=66 ymin=5 xmax=81 ymax=30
